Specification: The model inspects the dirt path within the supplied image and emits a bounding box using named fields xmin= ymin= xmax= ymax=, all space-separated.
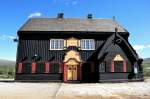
xmin=55 ymin=80 xmax=150 ymax=99
xmin=0 ymin=82 xmax=61 ymax=99
xmin=0 ymin=79 xmax=150 ymax=99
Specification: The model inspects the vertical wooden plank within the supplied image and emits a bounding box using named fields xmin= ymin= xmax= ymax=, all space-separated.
xmin=17 ymin=63 xmax=23 ymax=73
xmin=45 ymin=62 xmax=49 ymax=73
xmin=63 ymin=63 xmax=67 ymax=82
xmin=80 ymin=63 xmax=82 ymax=81
xmin=123 ymin=61 xmax=126 ymax=72
xmin=61 ymin=63 xmax=64 ymax=73
xmin=111 ymin=61 xmax=114 ymax=72
xmin=91 ymin=62 xmax=94 ymax=73
xmin=77 ymin=65 xmax=80 ymax=80
xmin=31 ymin=62 xmax=36 ymax=73
xmin=49 ymin=62 xmax=51 ymax=73
xmin=59 ymin=63 xmax=61 ymax=73
xmin=65 ymin=63 xmax=67 ymax=82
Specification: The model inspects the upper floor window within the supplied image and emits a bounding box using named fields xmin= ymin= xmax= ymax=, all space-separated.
xmin=50 ymin=39 xmax=64 ymax=50
xmin=80 ymin=39 xmax=95 ymax=50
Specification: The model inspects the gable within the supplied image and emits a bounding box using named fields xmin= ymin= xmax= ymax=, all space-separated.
xmin=114 ymin=54 xmax=124 ymax=61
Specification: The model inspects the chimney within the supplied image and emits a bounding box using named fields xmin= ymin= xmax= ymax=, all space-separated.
xmin=87 ymin=14 xmax=93 ymax=19
xmin=57 ymin=13 xmax=64 ymax=19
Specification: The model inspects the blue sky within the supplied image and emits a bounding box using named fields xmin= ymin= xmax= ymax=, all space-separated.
xmin=0 ymin=0 xmax=150 ymax=60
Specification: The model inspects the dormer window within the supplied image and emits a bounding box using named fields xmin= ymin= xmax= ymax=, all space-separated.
xmin=80 ymin=39 xmax=95 ymax=50
xmin=50 ymin=39 xmax=64 ymax=50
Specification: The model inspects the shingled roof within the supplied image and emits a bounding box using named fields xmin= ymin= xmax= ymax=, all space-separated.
xmin=19 ymin=18 xmax=127 ymax=32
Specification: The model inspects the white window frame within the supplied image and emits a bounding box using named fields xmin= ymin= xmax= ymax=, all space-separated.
xmin=80 ymin=39 xmax=95 ymax=50
xmin=50 ymin=39 xmax=64 ymax=50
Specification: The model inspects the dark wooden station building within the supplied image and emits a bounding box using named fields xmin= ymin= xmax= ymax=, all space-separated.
xmin=15 ymin=13 xmax=144 ymax=82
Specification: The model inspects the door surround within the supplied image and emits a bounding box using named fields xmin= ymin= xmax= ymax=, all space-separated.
xmin=63 ymin=50 xmax=82 ymax=82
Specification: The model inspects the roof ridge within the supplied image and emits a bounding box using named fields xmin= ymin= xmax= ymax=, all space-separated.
xmin=29 ymin=17 xmax=113 ymax=20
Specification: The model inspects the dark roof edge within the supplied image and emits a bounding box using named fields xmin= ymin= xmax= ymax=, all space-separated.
xmin=18 ymin=18 xmax=32 ymax=31
xmin=17 ymin=31 xmax=129 ymax=36
xmin=117 ymin=33 xmax=139 ymax=60
xmin=19 ymin=17 xmax=114 ymax=20
xmin=112 ymin=19 xmax=129 ymax=33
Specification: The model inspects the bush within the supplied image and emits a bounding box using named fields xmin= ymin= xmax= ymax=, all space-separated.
xmin=0 ymin=71 xmax=4 ymax=75
xmin=8 ymin=71 xmax=15 ymax=75
xmin=144 ymin=71 xmax=150 ymax=77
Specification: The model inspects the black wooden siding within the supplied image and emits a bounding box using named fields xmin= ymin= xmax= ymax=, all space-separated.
xmin=17 ymin=36 xmax=132 ymax=73
xmin=17 ymin=39 xmax=104 ymax=62
xmin=15 ymin=74 xmax=63 ymax=81
xmin=102 ymin=44 xmax=132 ymax=72
xmin=17 ymin=39 xmax=65 ymax=62
xmin=16 ymin=33 xmax=140 ymax=82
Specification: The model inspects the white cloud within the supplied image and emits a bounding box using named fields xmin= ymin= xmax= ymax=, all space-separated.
xmin=147 ymin=45 xmax=150 ymax=48
xmin=8 ymin=35 xmax=16 ymax=40
xmin=0 ymin=35 xmax=6 ymax=40
xmin=28 ymin=12 xmax=42 ymax=18
xmin=133 ymin=45 xmax=145 ymax=51
xmin=0 ymin=34 xmax=16 ymax=40
xmin=64 ymin=0 xmax=78 ymax=5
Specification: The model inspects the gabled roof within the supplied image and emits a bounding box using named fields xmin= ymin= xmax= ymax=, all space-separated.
xmin=98 ymin=32 xmax=139 ymax=64
xmin=19 ymin=18 xmax=128 ymax=32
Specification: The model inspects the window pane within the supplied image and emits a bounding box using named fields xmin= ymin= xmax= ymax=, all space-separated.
xmin=22 ymin=63 xmax=31 ymax=74
xmin=81 ymin=39 xmax=95 ymax=50
xmin=114 ymin=61 xmax=123 ymax=72
xmin=99 ymin=62 xmax=106 ymax=72
xmin=36 ymin=63 xmax=45 ymax=74
xmin=50 ymin=39 xmax=64 ymax=50
xmin=50 ymin=63 xmax=60 ymax=73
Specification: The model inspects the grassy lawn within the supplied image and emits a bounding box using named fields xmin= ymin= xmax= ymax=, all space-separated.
xmin=0 ymin=65 xmax=15 ymax=79
xmin=143 ymin=61 xmax=150 ymax=77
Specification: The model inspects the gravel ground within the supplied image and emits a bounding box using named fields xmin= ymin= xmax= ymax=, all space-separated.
xmin=0 ymin=79 xmax=150 ymax=99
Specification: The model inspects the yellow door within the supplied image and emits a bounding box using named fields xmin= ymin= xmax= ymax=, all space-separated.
xmin=72 ymin=66 xmax=77 ymax=80
xmin=67 ymin=65 xmax=77 ymax=81
xmin=67 ymin=66 xmax=72 ymax=80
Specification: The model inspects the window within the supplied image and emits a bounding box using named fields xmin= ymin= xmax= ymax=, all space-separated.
xmin=114 ymin=61 xmax=124 ymax=72
xmin=36 ymin=63 xmax=45 ymax=74
xmin=50 ymin=63 xmax=60 ymax=73
xmin=50 ymin=39 xmax=64 ymax=50
xmin=80 ymin=39 xmax=95 ymax=50
xmin=112 ymin=54 xmax=127 ymax=72
xmin=22 ymin=63 xmax=31 ymax=74
xmin=99 ymin=62 xmax=106 ymax=73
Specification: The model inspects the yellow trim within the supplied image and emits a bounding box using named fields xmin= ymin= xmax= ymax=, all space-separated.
xmin=64 ymin=50 xmax=82 ymax=62
xmin=66 ymin=59 xmax=79 ymax=65
xmin=64 ymin=37 xmax=80 ymax=47
xmin=114 ymin=54 xmax=124 ymax=61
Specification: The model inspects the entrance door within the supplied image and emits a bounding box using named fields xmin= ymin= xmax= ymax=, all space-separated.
xmin=67 ymin=65 xmax=77 ymax=81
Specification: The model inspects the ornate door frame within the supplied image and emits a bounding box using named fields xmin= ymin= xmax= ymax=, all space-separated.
xmin=63 ymin=50 xmax=82 ymax=82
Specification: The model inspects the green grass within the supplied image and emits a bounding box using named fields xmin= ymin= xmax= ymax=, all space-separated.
xmin=143 ymin=61 xmax=150 ymax=77
xmin=0 ymin=65 xmax=15 ymax=79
